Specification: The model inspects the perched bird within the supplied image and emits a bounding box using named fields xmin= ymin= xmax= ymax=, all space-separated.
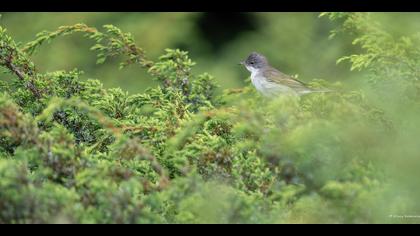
xmin=240 ymin=52 xmax=328 ymax=97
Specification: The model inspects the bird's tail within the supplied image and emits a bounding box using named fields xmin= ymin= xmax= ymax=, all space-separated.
xmin=300 ymin=88 xmax=334 ymax=95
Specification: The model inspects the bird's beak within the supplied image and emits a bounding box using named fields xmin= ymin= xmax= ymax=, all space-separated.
xmin=238 ymin=61 xmax=244 ymax=65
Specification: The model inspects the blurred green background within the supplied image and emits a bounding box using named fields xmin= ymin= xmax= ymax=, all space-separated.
xmin=2 ymin=12 xmax=420 ymax=93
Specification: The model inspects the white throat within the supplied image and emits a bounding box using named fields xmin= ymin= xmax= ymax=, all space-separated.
xmin=245 ymin=65 xmax=260 ymax=78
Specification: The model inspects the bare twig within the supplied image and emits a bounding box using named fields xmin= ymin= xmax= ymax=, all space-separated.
xmin=0 ymin=45 xmax=42 ymax=99
xmin=6 ymin=61 xmax=42 ymax=99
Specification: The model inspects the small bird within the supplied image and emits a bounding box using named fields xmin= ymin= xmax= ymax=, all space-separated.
xmin=240 ymin=52 xmax=328 ymax=97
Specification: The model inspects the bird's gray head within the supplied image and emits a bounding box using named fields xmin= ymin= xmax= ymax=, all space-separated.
xmin=241 ymin=52 xmax=269 ymax=72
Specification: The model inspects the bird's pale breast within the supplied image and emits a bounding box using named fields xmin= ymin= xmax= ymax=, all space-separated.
xmin=251 ymin=72 xmax=297 ymax=97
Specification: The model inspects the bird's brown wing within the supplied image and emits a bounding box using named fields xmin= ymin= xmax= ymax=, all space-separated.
xmin=263 ymin=67 xmax=311 ymax=92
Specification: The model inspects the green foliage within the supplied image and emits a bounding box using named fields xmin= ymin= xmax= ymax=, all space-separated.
xmin=1 ymin=15 xmax=420 ymax=224
xmin=23 ymin=24 xmax=153 ymax=69
xmin=322 ymin=13 xmax=420 ymax=92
